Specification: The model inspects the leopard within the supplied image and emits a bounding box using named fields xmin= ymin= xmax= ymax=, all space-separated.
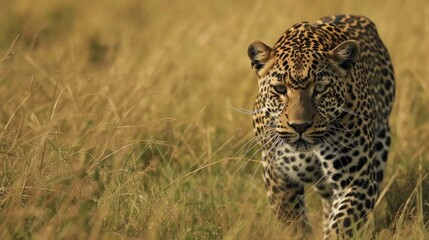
xmin=246 ymin=14 xmax=395 ymax=239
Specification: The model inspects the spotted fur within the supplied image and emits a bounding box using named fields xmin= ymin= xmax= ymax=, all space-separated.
xmin=247 ymin=15 xmax=395 ymax=239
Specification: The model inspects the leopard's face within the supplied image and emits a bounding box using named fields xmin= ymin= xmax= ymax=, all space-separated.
xmin=248 ymin=24 xmax=360 ymax=152
xmin=261 ymin=58 xmax=347 ymax=151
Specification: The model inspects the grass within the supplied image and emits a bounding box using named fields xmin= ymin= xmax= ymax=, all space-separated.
xmin=0 ymin=0 xmax=428 ymax=239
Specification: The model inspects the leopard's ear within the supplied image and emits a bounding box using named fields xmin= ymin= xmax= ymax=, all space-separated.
xmin=247 ymin=41 xmax=274 ymax=77
xmin=329 ymin=40 xmax=360 ymax=73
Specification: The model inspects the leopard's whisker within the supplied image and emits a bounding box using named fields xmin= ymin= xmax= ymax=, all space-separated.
xmin=231 ymin=105 xmax=266 ymax=115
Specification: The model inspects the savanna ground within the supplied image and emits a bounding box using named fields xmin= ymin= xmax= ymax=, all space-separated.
xmin=0 ymin=0 xmax=428 ymax=239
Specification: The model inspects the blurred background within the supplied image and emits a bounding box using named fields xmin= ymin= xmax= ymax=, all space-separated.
xmin=0 ymin=0 xmax=428 ymax=239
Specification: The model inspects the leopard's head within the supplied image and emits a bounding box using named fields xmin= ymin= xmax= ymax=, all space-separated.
xmin=248 ymin=23 xmax=360 ymax=152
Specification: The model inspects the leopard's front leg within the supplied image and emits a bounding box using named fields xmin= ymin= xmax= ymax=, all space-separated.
xmin=322 ymin=159 xmax=378 ymax=239
xmin=262 ymin=159 xmax=311 ymax=233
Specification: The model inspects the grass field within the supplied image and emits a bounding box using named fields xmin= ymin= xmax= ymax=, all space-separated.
xmin=1 ymin=0 xmax=429 ymax=239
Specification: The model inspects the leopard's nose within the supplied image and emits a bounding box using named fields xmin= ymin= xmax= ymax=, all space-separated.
xmin=288 ymin=121 xmax=312 ymax=134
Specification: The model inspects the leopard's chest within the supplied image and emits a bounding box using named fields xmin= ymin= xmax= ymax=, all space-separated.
xmin=265 ymin=150 xmax=324 ymax=184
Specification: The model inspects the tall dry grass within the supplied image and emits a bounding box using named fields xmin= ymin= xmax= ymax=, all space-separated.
xmin=0 ymin=0 xmax=428 ymax=239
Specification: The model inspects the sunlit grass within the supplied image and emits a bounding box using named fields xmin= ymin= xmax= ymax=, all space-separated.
xmin=0 ymin=0 xmax=428 ymax=239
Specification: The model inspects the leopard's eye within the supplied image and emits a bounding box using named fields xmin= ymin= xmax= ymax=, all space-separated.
xmin=315 ymin=84 xmax=328 ymax=94
xmin=273 ymin=84 xmax=287 ymax=95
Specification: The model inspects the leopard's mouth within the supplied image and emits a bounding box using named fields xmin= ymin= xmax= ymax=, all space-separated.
xmin=290 ymin=138 xmax=316 ymax=152
xmin=275 ymin=127 xmax=321 ymax=151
